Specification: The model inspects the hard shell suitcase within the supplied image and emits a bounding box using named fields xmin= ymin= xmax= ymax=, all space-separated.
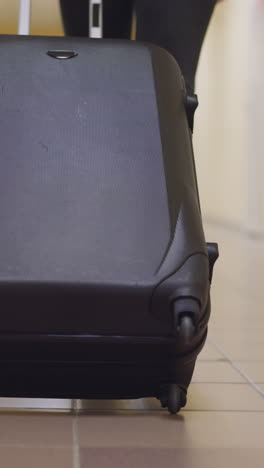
xmin=0 ymin=1 xmax=218 ymax=414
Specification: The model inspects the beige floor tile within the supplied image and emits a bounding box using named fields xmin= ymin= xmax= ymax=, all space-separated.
xmin=210 ymin=320 xmax=264 ymax=335
xmin=197 ymin=342 xmax=224 ymax=361
xmin=209 ymin=296 xmax=264 ymax=330
xmin=192 ymin=361 xmax=245 ymax=383
xmin=77 ymin=398 xmax=162 ymax=412
xmin=186 ymin=383 xmax=264 ymax=411
xmin=210 ymin=329 xmax=264 ymax=340
xmin=80 ymin=448 xmax=264 ymax=468
xmin=212 ymin=336 xmax=264 ymax=360
xmin=210 ymin=288 xmax=254 ymax=314
xmin=0 ymin=414 xmax=73 ymax=447
xmin=234 ymin=362 xmax=264 ymax=383
xmin=78 ymin=411 xmax=264 ymax=448
xmin=0 ymin=447 xmax=73 ymax=468
xmin=209 ymin=304 xmax=264 ymax=329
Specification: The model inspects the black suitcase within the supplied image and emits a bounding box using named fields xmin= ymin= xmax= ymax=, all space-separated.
xmin=0 ymin=30 xmax=218 ymax=413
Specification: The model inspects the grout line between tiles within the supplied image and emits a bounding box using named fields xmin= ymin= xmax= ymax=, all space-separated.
xmin=71 ymin=399 xmax=78 ymax=412
xmin=229 ymin=359 xmax=264 ymax=363
xmin=208 ymin=339 xmax=264 ymax=398
xmin=197 ymin=360 xmax=227 ymax=363
xmin=72 ymin=414 xmax=81 ymax=468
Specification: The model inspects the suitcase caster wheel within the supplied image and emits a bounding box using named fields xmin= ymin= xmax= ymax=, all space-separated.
xmin=168 ymin=385 xmax=186 ymax=415
xmin=179 ymin=315 xmax=195 ymax=344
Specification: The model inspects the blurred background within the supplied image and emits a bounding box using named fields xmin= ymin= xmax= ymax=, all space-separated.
xmin=195 ymin=0 xmax=264 ymax=237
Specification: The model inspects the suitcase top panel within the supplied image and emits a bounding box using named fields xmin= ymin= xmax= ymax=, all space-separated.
xmin=0 ymin=36 xmax=172 ymax=283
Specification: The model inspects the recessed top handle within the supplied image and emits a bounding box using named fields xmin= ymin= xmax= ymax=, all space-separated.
xmin=47 ymin=50 xmax=78 ymax=60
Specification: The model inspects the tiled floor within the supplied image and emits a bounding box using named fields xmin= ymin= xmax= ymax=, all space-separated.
xmin=0 ymin=223 xmax=264 ymax=467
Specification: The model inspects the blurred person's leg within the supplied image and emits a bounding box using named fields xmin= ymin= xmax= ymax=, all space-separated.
xmin=60 ymin=0 xmax=133 ymax=39
xmin=103 ymin=0 xmax=134 ymax=39
xmin=135 ymin=0 xmax=217 ymax=91
xmin=60 ymin=0 xmax=89 ymax=36
xmin=60 ymin=0 xmax=217 ymax=90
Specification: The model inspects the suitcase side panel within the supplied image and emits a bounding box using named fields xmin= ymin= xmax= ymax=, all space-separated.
xmin=147 ymin=44 xmax=209 ymax=310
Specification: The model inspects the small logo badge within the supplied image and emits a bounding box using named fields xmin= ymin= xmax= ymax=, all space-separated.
xmin=47 ymin=50 xmax=78 ymax=60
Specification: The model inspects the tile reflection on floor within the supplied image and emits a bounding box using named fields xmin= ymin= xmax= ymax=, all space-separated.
xmin=0 ymin=398 xmax=73 ymax=411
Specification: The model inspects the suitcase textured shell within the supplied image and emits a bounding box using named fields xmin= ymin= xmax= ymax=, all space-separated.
xmin=0 ymin=36 xmax=214 ymax=410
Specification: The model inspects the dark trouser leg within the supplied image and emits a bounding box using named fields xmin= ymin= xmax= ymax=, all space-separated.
xmin=59 ymin=0 xmax=216 ymax=90
xmin=103 ymin=0 xmax=134 ymax=39
xmin=60 ymin=0 xmax=134 ymax=39
xmin=59 ymin=0 xmax=89 ymax=36
xmin=135 ymin=0 xmax=217 ymax=91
